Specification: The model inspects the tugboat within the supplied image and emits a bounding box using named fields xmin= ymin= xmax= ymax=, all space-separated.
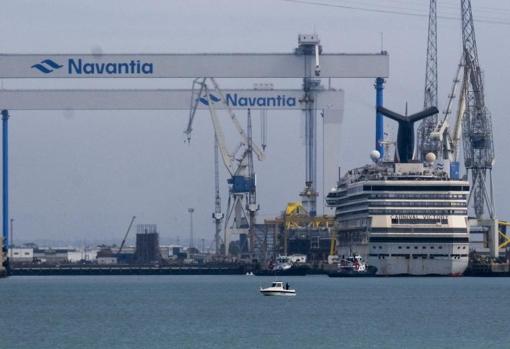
xmin=327 ymin=254 xmax=377 ymax=277
xmin=259 ymin=281 xmax=296 ymax=296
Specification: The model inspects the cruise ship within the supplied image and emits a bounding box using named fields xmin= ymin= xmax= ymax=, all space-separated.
xmin=326 ymin=106 xmax=470 ymax=276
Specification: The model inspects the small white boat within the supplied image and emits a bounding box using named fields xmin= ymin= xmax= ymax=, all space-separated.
xmin=259 ymin=281 xmax=296 ymax=296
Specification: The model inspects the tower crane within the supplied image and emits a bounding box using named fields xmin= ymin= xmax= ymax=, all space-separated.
xmin=185 ymin=78 xmax=265 ymax=257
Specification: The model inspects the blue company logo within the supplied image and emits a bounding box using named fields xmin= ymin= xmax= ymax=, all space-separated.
xmin=31 ymin=59 xmax=63 ymax=74
xmin=198 ymin=93 xmax=296 ymax=108
xmin=31 ymin=58 xmax=154 ymax=75
xmin=198 ymin=94 xmax=221 ymax=106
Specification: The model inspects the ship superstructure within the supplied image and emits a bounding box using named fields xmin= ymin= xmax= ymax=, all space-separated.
xmin=326 ymin=162 xmax=469 ymax=275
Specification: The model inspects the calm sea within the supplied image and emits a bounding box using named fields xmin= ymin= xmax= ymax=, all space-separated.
xmin=0 ymin=275 xmax=509 ymax=349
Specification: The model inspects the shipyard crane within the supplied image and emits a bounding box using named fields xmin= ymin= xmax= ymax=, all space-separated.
xmin=460 ymin=0 xmax=497 ymax=256
xmin=416 ymin=0 xmax=440 ymax=161
xmin=429 ymin=58 xmax=466 ymax=162
xmin=185 ymin=78 xmax=265 ymax=257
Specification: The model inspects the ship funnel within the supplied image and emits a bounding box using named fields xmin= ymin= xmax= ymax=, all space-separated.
xmin=376 ymin=106 xmax=438 ymax=163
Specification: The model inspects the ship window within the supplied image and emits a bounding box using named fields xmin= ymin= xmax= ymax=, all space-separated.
xmin=398 ymin=246 xmax=402 ymax=249
xmin=406 ymin=246 xmax=410 ymax=249
xmin=457 ymin=246 xmax=461 ymax=249
xmin=373 ymin=246 xmax=376 ymax=249
xmin=438 ymin=246 xmax=443 ymax=249
xmin=431 ymin=246 xmax=434 ymax=249
xmin=379 ymin=246 xmax=382 ymax=249
xmin=462 ymin=246 xmax=466 ymax=249
xmin=414 ymin=246 xmax=418 ymax=249
xmin=422 ymin=246 xmax=426 ymax=249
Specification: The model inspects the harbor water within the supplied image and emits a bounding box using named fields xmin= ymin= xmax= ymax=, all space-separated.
xmin=1 ymin=275 xmax=509 ymax=348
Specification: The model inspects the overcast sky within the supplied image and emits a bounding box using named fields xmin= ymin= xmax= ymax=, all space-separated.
xmin=1 ymin=0 xmax=509 ymax=247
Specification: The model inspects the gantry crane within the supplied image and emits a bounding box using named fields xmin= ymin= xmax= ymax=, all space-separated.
xmin=185 ymin=78 xmax=265 ymax=257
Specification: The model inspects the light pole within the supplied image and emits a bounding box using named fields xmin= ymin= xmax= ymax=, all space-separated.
xmin=9 ymin=218 xmax=13 ymax=259
xmin=188 ymin=208 xmax=194 ymax=249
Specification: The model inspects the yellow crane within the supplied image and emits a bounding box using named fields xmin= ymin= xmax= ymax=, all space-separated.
xmin=498 ymin=221 xmax=510 ymax=249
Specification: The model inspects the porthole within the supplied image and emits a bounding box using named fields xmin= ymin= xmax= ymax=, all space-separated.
xmin=414 ymin=246 xmax=418 ymax=249
xmin=398 ymin=246 xmax=402 ymax=249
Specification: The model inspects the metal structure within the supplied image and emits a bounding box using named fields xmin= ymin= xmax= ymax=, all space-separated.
xmin=186 ymin=78 xmax=264 ymax=257
xmin=417 ymin=0 xmax=440 ymax=161
xmin=0 ymin=37 xmax=388 ymax=261
xmin=497 ymin=221 xmax=510 ymax=250
xmin=118 ymin=216 xmax=136 ymax=254
xmin=135 ymin=224 xmax=160 ymax=264
xmin=280 ymin=202 xmax=333 ymax=260
xmin=429 ymin=58 xmax=465 ymax=162
xmin=0 ymin=53 xmax=388 ymax=79
xmin=253 ymin=82 xmax=272 ymax=151
xmin=246 ymin=110 xmax=258 ymax=258
xmin=375 ymin=78 xmax=385 ymax=157
xmin=2 ymin=110 xmax=8 ymax=263
xmin=296 ymin=34 xmax=321 ymax=217
xmin=260 ymin=110 xmax=268 ymax=151
xmin=212 ymin=138 xmax=224 ymax=255
xmin=460 ymin=0 xmax=497 ymax=256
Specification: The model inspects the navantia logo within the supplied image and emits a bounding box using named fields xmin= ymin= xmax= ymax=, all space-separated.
xmin=31 ymin=57 xmax=154 ymax=75
xmin=198 ymin=94 xmax=222 ymax=106
xmin=198 ymin=93 xmax=297 ymax=108
xmin=31 ymin=59 xmax=63 ymax=74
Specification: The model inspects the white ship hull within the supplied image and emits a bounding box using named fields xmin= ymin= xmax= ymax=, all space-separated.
xmin=368 ymin=255 xmax=468 ymax=276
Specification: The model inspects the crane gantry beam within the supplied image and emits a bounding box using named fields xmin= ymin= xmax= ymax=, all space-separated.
xmin=0 ymin=88 xmax=344 ymax=111
xmin=0 ymin=53 xmax=388 ymax=79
